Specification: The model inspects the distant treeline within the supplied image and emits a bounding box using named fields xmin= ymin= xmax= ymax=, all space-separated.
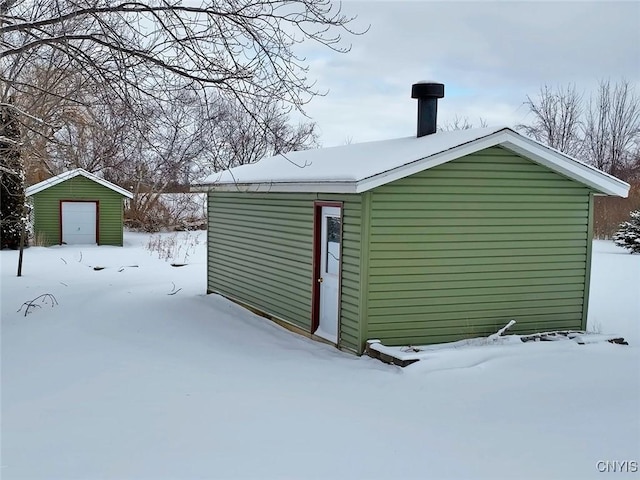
xmin=594 ymin=180 xmax=640 ymax=238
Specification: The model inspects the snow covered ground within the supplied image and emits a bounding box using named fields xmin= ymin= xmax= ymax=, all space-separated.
xmin=1 ymin=234 xmax=638 ymax=479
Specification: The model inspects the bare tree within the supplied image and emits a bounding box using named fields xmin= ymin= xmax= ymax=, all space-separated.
xmin=15 ymin=64 xmax=115 ymax=182
xmin=208 ymin=96 xmax=318 ymax=171
xmin=517 ymin=84 xmax=584 ymax=158
xmin=519 ymin=80 xmax=640 ymax=179
xmin=583 ymin=80 xmax=640 ymax=177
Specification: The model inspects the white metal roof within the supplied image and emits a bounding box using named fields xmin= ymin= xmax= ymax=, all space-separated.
xmin=25 ymin=168 xmax=134 ymax=199
xmin=195 ymin=127 xmax=629 ymax=197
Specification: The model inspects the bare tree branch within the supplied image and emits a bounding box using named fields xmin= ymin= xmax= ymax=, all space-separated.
xmin=1 ymin=0 xmax=363 ymax=111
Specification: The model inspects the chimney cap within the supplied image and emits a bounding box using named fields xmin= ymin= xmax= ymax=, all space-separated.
xmin=411 ymin=82 xmax=444 ymax=99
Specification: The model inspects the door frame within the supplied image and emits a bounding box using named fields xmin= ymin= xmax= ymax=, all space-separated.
xmin=59 ymin=200 xmax=100 ymax=245
xmin=311 ymin=200 xmax=343 ymax=340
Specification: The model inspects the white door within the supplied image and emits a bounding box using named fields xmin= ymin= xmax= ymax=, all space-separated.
xmin=61 ymin=201 xmax=97 ymax=244
xmin=316 ymin=206 xmax=342 ymax=343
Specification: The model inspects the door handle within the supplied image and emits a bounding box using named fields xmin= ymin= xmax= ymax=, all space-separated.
xmin=317 ymin=277 xmax=323 ymax=283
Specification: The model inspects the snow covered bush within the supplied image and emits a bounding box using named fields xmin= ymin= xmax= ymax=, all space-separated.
xmin=613 ymin=210 xmax=640 ymax=253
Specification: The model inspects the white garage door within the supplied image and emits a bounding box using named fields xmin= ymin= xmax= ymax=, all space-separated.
xmin=61 ymin=202 xmax=97 ymax=245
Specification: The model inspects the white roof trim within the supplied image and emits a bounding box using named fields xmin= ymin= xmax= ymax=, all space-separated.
xmin=25 ymin=168 xmax=134 ymax=198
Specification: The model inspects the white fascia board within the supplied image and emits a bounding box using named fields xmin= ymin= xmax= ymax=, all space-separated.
xmin=355 ymin=131 xmax=509 ymax=193
xmin=206 ymin=181 xmax=357 ymax=194
xmin=500 ymin=135 xmax=630 ymax=197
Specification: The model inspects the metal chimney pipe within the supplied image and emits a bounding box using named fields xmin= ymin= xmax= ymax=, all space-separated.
xmin=411 ymin=82 xmax=445 ymax=137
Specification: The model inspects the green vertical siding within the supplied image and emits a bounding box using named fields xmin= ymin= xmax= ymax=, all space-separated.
xmin=31 ymin=176 xmax=125 ymax=246
xmin=366 ymin=146 xmax=592 ymax=346
xmin=207 ymin=192 xmax=361 ymax=352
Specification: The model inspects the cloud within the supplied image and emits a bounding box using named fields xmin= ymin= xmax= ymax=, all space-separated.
xmin=294 ymin=1 xmax=640 ymax=146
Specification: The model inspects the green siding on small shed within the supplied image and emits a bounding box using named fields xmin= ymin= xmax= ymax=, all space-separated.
xmin=365 ymin=146 xmax=593 ymax=347
xmin=31 ymin=175 xmax=125 ymax=246
xmin=207 ymin=192 xmax=362 ymax=353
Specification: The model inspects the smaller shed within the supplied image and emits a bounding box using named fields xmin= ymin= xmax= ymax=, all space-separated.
xmin=26 ymin=169 xmax=133 ymax=246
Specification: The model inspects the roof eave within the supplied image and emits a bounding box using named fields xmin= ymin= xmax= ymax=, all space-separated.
xmin=191 ymin=128 xmax=630 ymax=198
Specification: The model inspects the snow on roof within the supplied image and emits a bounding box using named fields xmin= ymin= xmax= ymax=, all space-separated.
xmin=195 ymin=127 xmax=629 ymax=197
xmin=25 ymin=168 xmax=134 ymax=198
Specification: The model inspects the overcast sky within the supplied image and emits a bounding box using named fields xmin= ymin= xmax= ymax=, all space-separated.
xmin=294 ymin=1 xmax=640 ymax=147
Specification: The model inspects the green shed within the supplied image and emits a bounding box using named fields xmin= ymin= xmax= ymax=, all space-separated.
xmin=26 ymin=168 xmax=133 ymax=246
xmin=195 ymin=84 xmax=629 ymax=355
